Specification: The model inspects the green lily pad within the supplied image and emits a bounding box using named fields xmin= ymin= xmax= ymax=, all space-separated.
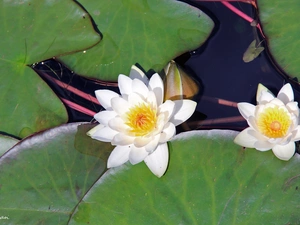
xmin=69 ymin=130 xmax=300 ymax=224
xmin=59 ymin=0 xmax=214 ymax=81
xmin=0 ymin=123 xmax=113 ymax=224
xmin=0 ymin=0 xmax=101 ymax=138
xmin=258 ymin=0 xmax=300 ymax=79
xmin=0 ymin=135 xmax=19 ymax=156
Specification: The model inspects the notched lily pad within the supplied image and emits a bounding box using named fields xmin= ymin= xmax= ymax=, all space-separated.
xmin=59 ymin=0 xmax=214 ymax=81
xmin=0 ymin=0 xmax=101 ymax=138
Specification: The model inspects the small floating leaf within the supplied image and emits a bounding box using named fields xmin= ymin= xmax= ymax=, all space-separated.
xmin=243 ymin=40 xmax=264 ymax=63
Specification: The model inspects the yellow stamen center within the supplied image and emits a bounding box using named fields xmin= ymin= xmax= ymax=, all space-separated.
xmin=256 ymin=106 xmax=291 ymax=138
xmin=125 ymin=103 xmax=157 ymax=136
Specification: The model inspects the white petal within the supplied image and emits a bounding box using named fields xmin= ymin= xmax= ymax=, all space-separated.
xmin=94 ymin=110 xmax=117 ymax=126
xmin=233 ymin=127 xmax=257 ymax=148
xmin=146 ymin=91 xmax=157 ymax=110
xmin=107 ymin=145 xmax=131 ymax=168
xmin=118 ymin=75 xmax=133 ymax=96
xmin=129 ymin=65 xmax=149 ymax=85
xmin=169 ymin=100 xmax=197 ymax=126
xmin=134 ymin=136 xmax=152 ymax=148
xmin=254 ymin=140 xmax=274 ymax=151
xmin=89 ymin=126 xmax=118 ymax=142
xmin=129 ymin=146 xmax=149 ymax=165
xmin=127 ymin=92 xmax=145 ymax=106
xmin=237 ymin=103 xmax=255 ymax=120
xmin=277 ymin=83 xmax=294 ymax=104
xmin=95 ymin=90 xmax=119 ymax=109
xmin=292 ymin=126 xmax=300 ymax=141
xmin=108 ymin=117 xmax=129 ymax=133
xmin=87 ymin=124 xmax=105 ymax=137
xmin=256 ymin=83 xmax=272 ymax=103
xmin=158 ymin=100 xmax=175 ymax=122
xmin=159 ymin=122 xmax=176 ymax=143
xmin=272 ymin=142 xmax=295 ymax=161
xmin=286 ymin=102 xmax=299 ymax=117
xmin=144 ymin=143 xmax=169 ymax=178
xmin=132 ymin=78 xmax=149 ymax=99
xmin=148 ymin=73 xmax=164 ymax=106
xmin=112 ymin=133 xmax=135 ymax=145
xmin=111 ymin=97 xmax=130 ymax=115
xmin=258 ymin=90 xmax=275 ymax=104
xmin=144 ymin=134 xmax=160 ymax=153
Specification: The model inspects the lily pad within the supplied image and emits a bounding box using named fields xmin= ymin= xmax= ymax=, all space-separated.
xmin=258 ymin=0 xmax=300 ymax=79
xmin=0 ymin=123 xmax=113 ymax=224
xmin=69 ymin=130 xmax=300 ymax=224
xmin=59 ymin=0 xmax=214 ymax=81
xmin=0 ymin=0 xmax=101 ymax=138
xmin=0 ymin=135 xmax=19 ymax=156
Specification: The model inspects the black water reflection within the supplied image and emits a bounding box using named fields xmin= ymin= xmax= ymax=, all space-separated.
xmin=34 ymin=1 xmax=300 ymax=133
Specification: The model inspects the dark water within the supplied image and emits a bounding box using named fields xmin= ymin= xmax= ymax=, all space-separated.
xmin=34 ymin=1 xmax=300 ymax=132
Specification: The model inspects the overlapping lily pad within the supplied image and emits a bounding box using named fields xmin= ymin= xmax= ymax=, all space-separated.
xmin=0 ymin=135 xmax=18 ymax=156
xmin=69 ymin=130 xmax=300 ymax=224
xmin=258 ymin=0 xmax=300 ymax=79
xmin=59 ymin=0 xmax=214 ymax=81
xmin=0 ymin=123 xmax=113 ymax=224
xmin=0 ymin=0 xmax=101 ymax=138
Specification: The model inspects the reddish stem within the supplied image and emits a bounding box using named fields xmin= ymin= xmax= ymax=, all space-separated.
xmin=61 ymin=98 xmax=97 ymax=117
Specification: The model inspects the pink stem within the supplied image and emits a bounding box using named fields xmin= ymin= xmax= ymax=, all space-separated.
xmin=221 ymin=1 xmax=265 ymax=38
xmin=40 ymin=72 xmax=100 ymax=106
xmin=61 ymin=98 xmax=97 ymax=117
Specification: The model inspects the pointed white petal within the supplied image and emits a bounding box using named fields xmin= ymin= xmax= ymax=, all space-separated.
xmin=272 ymin=142 xmax=295 ymax=161
xmin=256 ymin=83 xmax=271 ymax=103
xmin=94 ymin=110 xmax=117 ymax=126
xmin=127 ymin=92 xmax=145 ymax=106
xmin=134 ymin=136 xmax=152 ymax=148
xmin=111 ymin=97 xmax=130 ymax=115
xmin=149 ymin=73 xmax=164 ymax=106
xmin=132 ymin=78 xmax=149 ymax=99
xmin=144 ymin=134 xmax=160 ymax=153
xmin=277 ymin=83 xmax=294 ymax=104
xmin=107 ymin=145 xmax=131 ymax=168
xmin=292 ymin=126 xmax=300 ymax=141
xmin=158 ymin=100 xmax=175 ymax=122
xmin=129 ymin=65 xmax=149 ymax=85
xmin=118 ymin=75 xmax=133 ymax=96
xmin=169 ymin=100 xmax=196 ymax=126
xmin=89 ymin=126 xmax=118 ymax=142
xmin=233 ymin=128 xmax=257 ymax=148
xmin=129 ymin=146 xmax=149 ymax=165
xmin=87 ymin=124 xmax=105 ymax=137
xmin=286 ymin=102 xmax=299 ymax=117
xmin=146 ymin=91 xmax=157 ymax=110
xmin=112 ymin=133 xmax=134 ymax=145
xmin=254 ymin=140 xmax=274 ymax=151
xmin=144 ymin=143 xmax=169 ymax=178
xmin=95 ymin=90 xmax=119 ymax=109
xmin=159 ymin=122 xmax=176 ymax=143
xmin=108 ymin=117 xmax=129 ymax=132
xmin=237 ymin=103 xmax=255 ymax=120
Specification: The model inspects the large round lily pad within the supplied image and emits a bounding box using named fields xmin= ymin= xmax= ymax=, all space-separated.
xmin=69 ymin=130 xmax=300 ymax=224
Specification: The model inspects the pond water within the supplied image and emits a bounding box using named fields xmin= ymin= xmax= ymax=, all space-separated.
xmin=34 ymin=1 xmax=300 ymax=133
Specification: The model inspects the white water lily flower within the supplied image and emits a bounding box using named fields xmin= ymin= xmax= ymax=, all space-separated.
xmin=234 ymin=83 xmax=300 ymax=160
xmin=88 ymin=65 xmax=197 ymax=177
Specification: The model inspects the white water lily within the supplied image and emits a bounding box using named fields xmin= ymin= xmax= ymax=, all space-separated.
xmin=234 ymin=83 xmax=300 ymax=160
xmin=88 ymin=65 xmax=197 ymax=177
